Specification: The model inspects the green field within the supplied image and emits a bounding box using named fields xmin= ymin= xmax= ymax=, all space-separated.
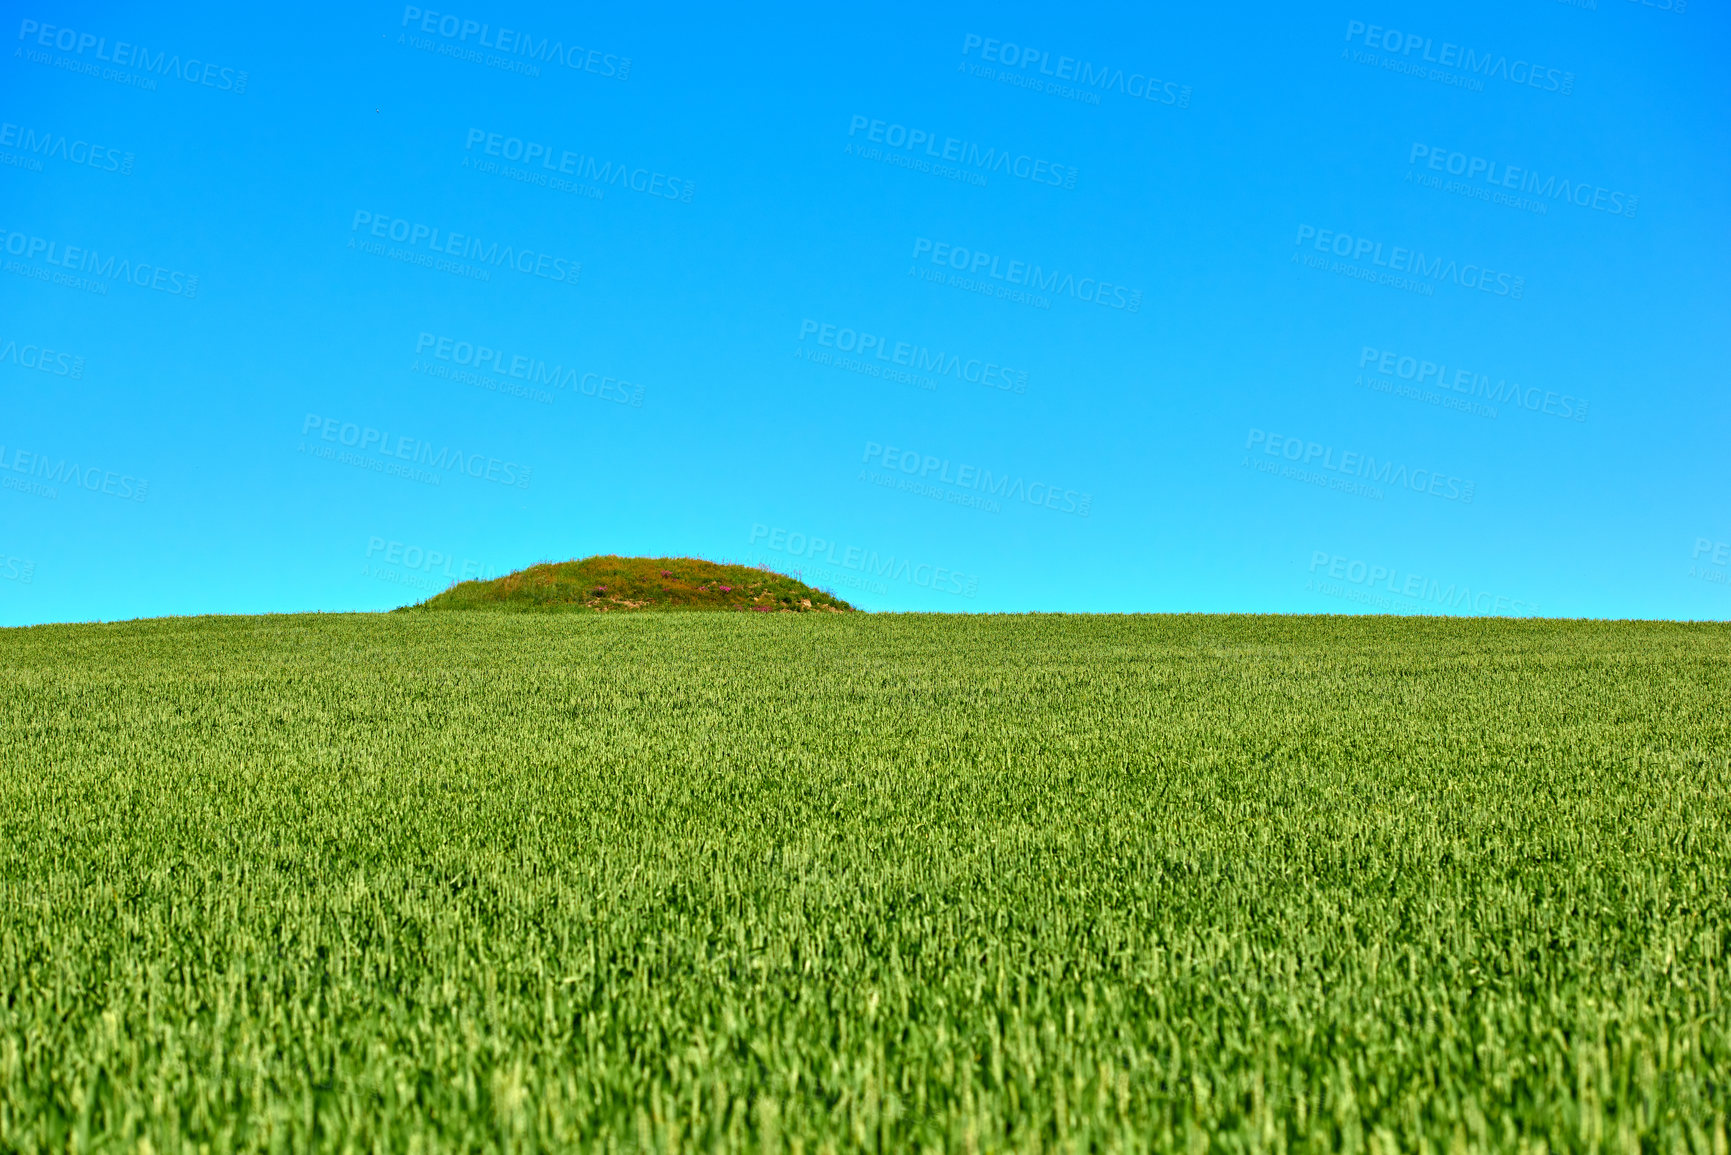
xmin=2 ymin=612 xmax=1728 ymax=1152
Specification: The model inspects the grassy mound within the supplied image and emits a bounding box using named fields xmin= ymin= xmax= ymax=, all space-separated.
xmin=402 ymin=554 xmax=853 ymax=613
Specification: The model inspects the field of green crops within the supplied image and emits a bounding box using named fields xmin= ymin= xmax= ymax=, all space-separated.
xmin=2 ymin=612 xmax=1728 ymax=1153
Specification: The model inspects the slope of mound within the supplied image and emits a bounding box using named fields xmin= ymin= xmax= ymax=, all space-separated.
xmin=402 ymin=555 xmax=854 ymax=613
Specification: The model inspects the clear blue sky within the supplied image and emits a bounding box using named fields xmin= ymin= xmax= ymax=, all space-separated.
xmin=2 ymin=0 xmax=1726 ymax=623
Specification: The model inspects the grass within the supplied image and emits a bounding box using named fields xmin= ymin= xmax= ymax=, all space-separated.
xmin=1 ymin=611 xmax=1728 ymax=1153
xmin=407 ymin=555 xmax=854 ymax=614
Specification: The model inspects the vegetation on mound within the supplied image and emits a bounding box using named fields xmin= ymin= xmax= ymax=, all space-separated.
xmin=402 ymin=554 xmax=854 ymax=613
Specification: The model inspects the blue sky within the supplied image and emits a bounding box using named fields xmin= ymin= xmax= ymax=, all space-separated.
xmin=2 ymin=0 xmax=1726 ymax=623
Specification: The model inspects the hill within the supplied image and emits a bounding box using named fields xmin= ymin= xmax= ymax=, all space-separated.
xmin=401 ymin=554 xmax=854 ymax=613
